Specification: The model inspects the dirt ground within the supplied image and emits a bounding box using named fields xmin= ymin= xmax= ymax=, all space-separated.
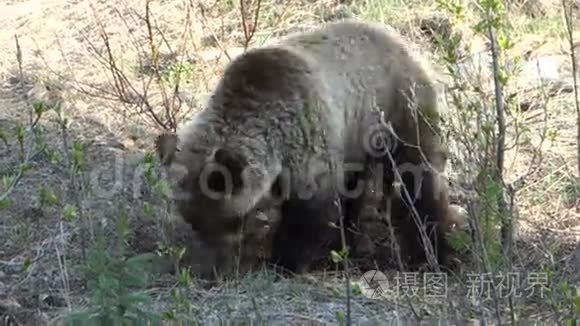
xmin=0 ymin=0 xmax=579 ymax=325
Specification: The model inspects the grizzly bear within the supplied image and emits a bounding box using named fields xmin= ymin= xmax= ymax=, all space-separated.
xmin=155 ymin=19 xmax=452 ymax=275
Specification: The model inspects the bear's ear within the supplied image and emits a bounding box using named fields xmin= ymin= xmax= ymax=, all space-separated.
xmin=155 ymin=132 xmax=178 ymax=165
xmin=211 ymin=148 xmax=248 ymax=191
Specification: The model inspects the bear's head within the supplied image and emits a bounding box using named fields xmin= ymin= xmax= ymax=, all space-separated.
xmin=154 ymin=128 xmax=280 ymax=247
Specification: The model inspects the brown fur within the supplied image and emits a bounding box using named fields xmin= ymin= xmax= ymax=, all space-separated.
xmin=155 ymin=19 xmax=453 ymax=275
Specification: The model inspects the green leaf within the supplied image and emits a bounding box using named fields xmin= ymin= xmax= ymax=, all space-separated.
xmin=0 ymin=199 xmax=11 ymax=210
xmin=15 ymin=124 xmax=24 ymax=145
xmin=0 ymin=129 xmax=8 ymax=145
xmin=22 ymin=256 xmax=32 ymax=272
xmin=21 ymin=163 xmax=34 ymax=173
xmin=47 ymin=149 xmax=62 ymax=165
xmin=163 ymin=310 xmax=177 ymax=321
xmin=335 ymin=310 xmax=346 ymax=325
xmin=330 ymin=286 xmax=341 ymax=298
xmin=143 ymin=202 xmax=153 ymax=217
xmin=330 ymin=250 xmax=343 ymax=263
xmin=39 ymin=187 xmax=59 ymax=206
xmin=351 ymin=282 xmax=362 ymax=296
xmin=32 ymin=100 xmax=45 ymax=116
xmin=178 ymin=267 xmax=192 ymax=286
xmin=472 ymin=20 xmax=487 ymax=34
xmin=63 ymin=204 xmax=78 ymax=222
xmin=498 ymin=34 xmax=513 ymax=50
xmin=2 ymin=174 xmax=16 ymax=190
xmin=143 ymin=152 xmax=155 ymax=165
xmin=153 ymin=179 xmax=171 ymax=197
xmin=72 ymin=140 xmax=86 ymax=172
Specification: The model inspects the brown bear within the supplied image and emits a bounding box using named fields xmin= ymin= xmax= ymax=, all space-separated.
xmin=155 ymin=19 xmax=452 ymax=275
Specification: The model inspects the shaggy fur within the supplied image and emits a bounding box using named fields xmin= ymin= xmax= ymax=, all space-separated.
xmin=155 ymin=19 xmax=452 ymax=275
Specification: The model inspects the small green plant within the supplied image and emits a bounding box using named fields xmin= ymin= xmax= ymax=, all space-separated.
xmin=0 ymin=100 xmax=47 ymax=209
xmin=38 ymin=186 xmax=59 ymax=208
xmin=545 ymin=267 xmax=580 ymax=324
xmin=163 ymin=62 xmax=196 ymax=86
xmin=162 ymin=265 xmax=200 ymax=324
xmin=335 ymin=310 xmax=347 ymax=326
xmin=431 ymin=1 xmax=551 ymax=323
xmin=434 ymin=0 xmax=509 ymax=272
xmin=446 ymin=228 xmax=472 ymax=255
xmin=562 ymin=177 xmax=580 ymax=207
xmin=60 ymin=210 xmax=162 ymax=325
xmin=330 ymin=248 xmax=349 ymax=265
xmin=557 ymin=281 xmax=580 ymax=323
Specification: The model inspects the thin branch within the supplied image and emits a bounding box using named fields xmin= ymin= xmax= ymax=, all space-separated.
xmin=194 ymin=0 xmax=232 ymax=61
xmin=145 ymin=0 xmax=176 ymax=131
xmin=486 ymin=12 xmax=511 ymax=326
xmin=509 ymin=61 xmax=551 ymax=191
xmin=239 ymin=0 xmax=262 ymax=49
xmin=383 ymin=196 xmax=420 ymax=320
xmin=562 ymin=0 xmax=580 ymax=176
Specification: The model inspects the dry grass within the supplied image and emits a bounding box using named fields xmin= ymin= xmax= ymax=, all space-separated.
xmin=0 ymin=0 xmax=579 ymax=325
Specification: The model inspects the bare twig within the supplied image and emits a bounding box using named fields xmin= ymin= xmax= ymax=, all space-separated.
xmin=383 ymin=196 xmax=420 ymax=320
xmin=14 ymin=35 xmax=31 ymax=125
xmin=55 ymin=221 xmax=73 ymax=311
xmin=335 ymin=197 xmax=351 ymax=326
xmin=194 ymin=0 xmax=232 ymax=61
xmin=45 ymin=2 xmax=195 ymax=132
xmin=145 ymin=0 xmax=176 ymax=131
xmin=239 ymin=0 xmax=262 ymax=49
xmin=509 ymin=61 xmax=551 ymax=191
